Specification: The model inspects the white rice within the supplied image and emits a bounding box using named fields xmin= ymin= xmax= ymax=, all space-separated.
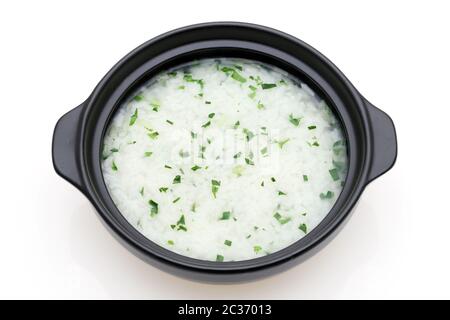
xmin=102 ymin=58 xmax=348 ymax=262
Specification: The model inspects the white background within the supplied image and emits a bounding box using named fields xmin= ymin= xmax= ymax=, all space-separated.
xmin=0 ymin=0 xmax=448 ymax=299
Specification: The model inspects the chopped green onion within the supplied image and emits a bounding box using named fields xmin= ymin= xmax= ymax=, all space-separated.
xmin=257 ymin=101 xmax=265 ymax=110
xmin=274 ymin=212 xmax=291 ymax=224
xmin=211 ymin=179 xmax=221 ymax=198
xmin=190 ymin=131 xmax=197 ymax=139
xmin=308 ymin=125 xmax=317 ymax=130
xmin=261 ymin=83 xmax=277 ymax=89
xmin=172 ymin=197 xmax=181 ymax=203
xmin=191 ymin=165 xmax=202 ymax=171
xmin=224 ymin=240 xmax=232 ymax=246
xmin=167 ymin=240 xmax=174 ymax=245
xmin=164 ymin=165 xmax=172 ymax=169
xmin=112 ymin=161 xmax=118 ymax=171
xmin=320 ymin=191 xmax=334 ymax=199
xmin=144 ymin=151 xmax=153 ymax=157
xmin=243 ymin=128 xmax=255 ymax=141
xmin=299 ymin=223 xmax=307 ymax=234
xmin=183 ymin=74 xmax=204 ymax=88
xmin=201 ymin=120 xmax=211 ymax=128
xmin=278 ymin=191 xmax=287 ymax=196
xmin=303 ymin=175 xmax=308 ymax=182
xmin=139 ymin=187 xmax=144 ymax=196
xmin=277 ymin=138 xmax=290 ymax=149
xmin=208 ymin=113 xmax=215 ymax=119
xmin=289 ymin=114 xmax=301 ymax=127
xmin=159 ymin=187 xmax=168 ymax=193
xmin=329 ymin=168 xmax=340 ymax=181
xmin=148 ymin=200 xmax=158 ymax=217
xmin=233 ymin=152 xmax=242 ymax=159
xmin=166 ymin=119 xmax=174 ymax=125
xmin=216 ymin=254 xmax=224 ymax=262
xmin=150 ymin=102 xmax=160 ymax=112
xmin=261 ymin=147 xmax=268 ymax=156
xmin=177 ymin=214 xmax=185 ymax=225
xmin=129 ymin=109 xmax=138 ymax=126
xmin=205 ymin=101 xmax=211 ymax=104
xmin=220 ymin=211 xmax=231 ymax=220
xmin=179 ymin=150 xmax=190 ymax=158
xmin=245 ymin=158 xmax=254 ymax=165
xmin=271 ymin=177 xmax=276 ymax=182
xmin=133 ymin=95 xmax=143 ymax=102
xmin=254 ymin=245 xmax=262 ymax=253
xmin=110 ymin=148 xmax=119 ymax=153
xmin=233 ymin=121 xmax=240 ymax=129
xmin=173 ymin=175 xmax=181 ymax=184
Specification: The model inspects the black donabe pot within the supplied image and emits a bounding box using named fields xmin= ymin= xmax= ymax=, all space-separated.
xmin=52 ymin=22 xmax=397 ymax=282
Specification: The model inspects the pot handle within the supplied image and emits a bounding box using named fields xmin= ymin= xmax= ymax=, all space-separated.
xmin=52 ymin=103 xmax=85 ymax=192
xmin=364 ymin=98 xmax=398 ymax=182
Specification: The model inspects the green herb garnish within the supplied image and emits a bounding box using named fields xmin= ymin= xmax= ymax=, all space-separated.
xmin=303 ymin=175 xmax=308 ymax=182
xmin=164 ymin=165 xmax=172 ymax=169
xmin=191 ymin=165 xmax=202 ymax=171
xmin=129 ymin=109 xmax=138 ymax=126
xmin=147 ymin=130 xmax=159 ymax=140
xmin=243 ymin=128 xmax=255 ymax=141
xmin=110 ymin=148 xmax=119 ymax=153
xmin=224 ymin=240 xmax=232 ymax=246
xmin=221 ymin=67 xmax=247 ymax=83
xmin=172 ymin=197 xmax=181 ymax=203
xmin=179 ymin=150 xmax=190 ymax=158
xmin=133 ymin=95 xmax=143 ymax=102
xmin=289 ymin=114 xmax=301 ymax=127
xmin=320 ymin=191 xmax=334 ymax=199
xmin=205 ymin=101 xmax=211 ymax=104
xmin=151 ymin=102 xmax=160 ymax=112
xmin=299 ymin=223 xmax=307 ymax=234
xmin=233 ymin=121 xmax=240 ymax=129
xmin=211 ymin=179 xmax=221 ymax=198
xmin=216 ymin=254 xmax=224 ymax=262
xmin=261 ymin=83 xmax=276 ymax=89
xmin=112 ymin=161 xmax=118 ymax=171
xmin=190 ymin=131 xmax=197 ymax=139
xmin=144 ymin=151 xmax=153 ymax=157
xmin=173 ymin=175 xmax=181 ymax=184
xmin=220 ymin=211 xmax=231 ymax=220
xmin=233 ymin=152 xmax=242 ymax=159
xmin=271 ymin=177 xmax=276 ymax=182
xmin=274 ymin=212 xmax=291 ymax=224
xmin=278 ymin=191 xmax=287 ymax=196
xmin=166 ymin=119 xmax=174 ymax=125
xmin=277 ymin=138 xmax=290 ymax=149
xmin=139 ymin=187 xmax=144 ymax=196
xmin=261 ymin=147 xmax=268 ymax=156
xmin=201 ymin=120 xmax=211 ymax=128
xmin=148 ymin=200 xmax=158 ymax=217
xmin=208 ymin=113 xmax=215 ymax=119
xmin=167 ymin=240 xmax=174 ymax=245
xmin=329 ymin=168 xmax=340 ymax=181
xmin=257 ymin=101 xmax=265 ymax=110
xmin=245 ymin=158 xmax=254 ymax=165
xmin=308 ymin=125 xmax=317 ymax=130
xmin=159 ymin=187 xmax=168 ymax=193
xmin=183 ymin=74 xmax=204 ymax=88
xmin=254 ymin=245 xmax=262 ymax=253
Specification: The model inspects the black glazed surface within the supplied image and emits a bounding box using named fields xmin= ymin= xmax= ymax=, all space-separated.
xmin=52 ymin=22 xmax=397 ymax=282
